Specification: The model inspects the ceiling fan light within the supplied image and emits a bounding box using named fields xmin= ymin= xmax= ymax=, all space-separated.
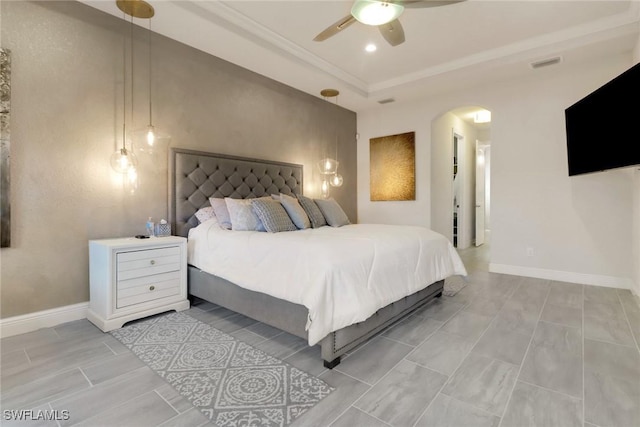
xmin=351 ymin=0 xmax=404 ymax=26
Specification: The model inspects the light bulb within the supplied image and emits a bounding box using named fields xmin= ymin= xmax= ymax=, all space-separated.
xmin=110 ymin=147 xmax=138 ymax=174
xmin=318 ymin=158 xmax=339 ymax=175
xmin=330 ymin=173 xmax=343 ymax=187
xmin=321 ymin=180 xmax=330 ymax=198
xmin=146 ymin=127 xmax=155 ymax=146
xmin=351 ymin=0 xmax=404 ymax=26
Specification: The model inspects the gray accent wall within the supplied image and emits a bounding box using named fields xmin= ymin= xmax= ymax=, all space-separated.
xmin=0 ymin=1 xmax=357 ymax=318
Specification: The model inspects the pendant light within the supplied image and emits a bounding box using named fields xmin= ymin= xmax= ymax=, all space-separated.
xmin=318 ymin=89 xmax=344 ymax=188
xmin=320 ymin=179 xmax=330 ymax=199
xmin=119 ymin=0 xmax=169 ymax=152
xmin=330 ymin=132 xmax=344 ymax=188
xmin=137 ymin=14 xmax=170 ymax=150
xmin=110 ymin=3 xmax=142 ymax=174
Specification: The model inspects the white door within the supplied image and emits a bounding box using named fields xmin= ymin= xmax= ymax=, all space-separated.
xmin=475 ymin=142 xmax=485 ymax=246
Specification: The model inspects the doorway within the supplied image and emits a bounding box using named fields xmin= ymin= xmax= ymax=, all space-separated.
xmin=430 ymin=106 xmax=491 ymax=253
xmin=475 ymin=142 xmax=491 ymax=246
xmin=453 ymin=133 xmax=463 ymax=248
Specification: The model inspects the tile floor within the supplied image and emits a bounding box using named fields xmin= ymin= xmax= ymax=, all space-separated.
xmin=1 ymin=243 xmax=639 ymax=427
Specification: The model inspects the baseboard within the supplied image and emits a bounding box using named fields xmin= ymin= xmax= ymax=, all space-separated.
xmin=0 ymin=302 xmax=89 ymax=339
xmin=489 ymin=263 xmax=635 ymax=293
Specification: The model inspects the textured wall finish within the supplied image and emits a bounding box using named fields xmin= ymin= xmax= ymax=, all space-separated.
xmin=0 ymin=1 xmax=357 ymax=318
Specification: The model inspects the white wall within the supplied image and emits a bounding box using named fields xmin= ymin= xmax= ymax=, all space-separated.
xmin=358 ymin=53 xmax=635 ymax=289
xmin=356 ymin=104 xmax=431 ymax=226
xmin=430 ymin=112 xmax=478 ymax=248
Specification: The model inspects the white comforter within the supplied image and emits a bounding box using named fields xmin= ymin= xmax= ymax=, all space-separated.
xmin=188 ymin=221 xmax=467 ymax=345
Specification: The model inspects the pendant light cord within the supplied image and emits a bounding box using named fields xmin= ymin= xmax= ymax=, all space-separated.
xmin=130 ymin=14 xmax=134 ymax=142
xmin=334 ymin=94 xmax=339 ymax=165
xmin=122 ymin=12 xmax=127 ymax=152
xmin=148 ymin=19 xmax=153 ymax=126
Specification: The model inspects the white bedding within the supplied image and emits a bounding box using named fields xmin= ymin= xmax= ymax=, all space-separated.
xmin=188 ymin=221 xmax=467 ymax=345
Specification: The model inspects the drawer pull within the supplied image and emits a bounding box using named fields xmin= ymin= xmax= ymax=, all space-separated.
xmin=149 ymin=285 xmax=155 ymax=291
xmin=150 ymin=260 xmax=156 ymax=265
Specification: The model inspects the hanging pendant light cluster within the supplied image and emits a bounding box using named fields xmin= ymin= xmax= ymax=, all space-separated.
xmin=110 ymin=2 xmax=140 ymax=176
xmin=318 ymin=89 xmax=343 ymax=198
xmin=111 ymin=0 xmax=168 ymax=179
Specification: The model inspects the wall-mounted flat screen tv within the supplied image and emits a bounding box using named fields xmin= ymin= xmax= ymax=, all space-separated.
xmin=565 ymin=62 xmax=640 ymax=176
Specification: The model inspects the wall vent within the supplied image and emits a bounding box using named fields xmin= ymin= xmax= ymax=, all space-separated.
xmin=378 ymin=98 xmax=395 ymax=104
xmin=530 ymin=56 xmax=562 ymax=69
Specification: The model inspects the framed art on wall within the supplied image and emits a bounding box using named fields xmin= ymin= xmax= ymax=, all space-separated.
xmin=370 ymin=131 xmax=415 ymax=201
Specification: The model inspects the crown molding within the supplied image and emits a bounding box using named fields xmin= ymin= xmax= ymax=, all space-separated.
xmin=172 ymin=1 xmax=370 ymax=96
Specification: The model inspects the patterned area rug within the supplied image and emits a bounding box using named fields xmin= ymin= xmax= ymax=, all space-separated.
xmin=443 ymin=275 xmax=468 ymax=296
xmin=110 ymin=311 xmax=333 ymax=427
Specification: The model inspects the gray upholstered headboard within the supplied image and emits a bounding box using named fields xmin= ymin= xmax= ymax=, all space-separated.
xmin=169 ymin=148 xmax=304 ymax=237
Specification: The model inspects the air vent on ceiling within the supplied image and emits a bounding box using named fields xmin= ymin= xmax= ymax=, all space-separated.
xmin=530 ymin=56 xmax=562 ymax=69
xmin=378 ymin=98 xmax=396 ymax=104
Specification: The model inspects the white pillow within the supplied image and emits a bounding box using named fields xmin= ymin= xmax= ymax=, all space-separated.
xmin=225 ymin=198 xmax=265 ymax=231
xmin=194 ymin=206 xmax=216 ymax=224
xmin=279 ymin=194 xmax=311 ymax=229
xmin=209 ymin=198 xmax=232 ymax=230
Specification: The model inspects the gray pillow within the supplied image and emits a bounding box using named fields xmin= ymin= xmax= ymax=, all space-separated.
xmin=209 ymin=198 xmax=232 ymax=229
xmin=252 ymin=199 xmax=297 ymax=233
xmin=314 ymin=198 xmax=350 ymax=227
xmin=296 ymin=194 xmax=327 ymax=228
xmin=279 ymin=194 xmax=311 ymax=229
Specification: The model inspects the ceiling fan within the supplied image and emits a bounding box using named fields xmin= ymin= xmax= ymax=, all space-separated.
xmin=313 ymin=0 xmax=465 ymax=47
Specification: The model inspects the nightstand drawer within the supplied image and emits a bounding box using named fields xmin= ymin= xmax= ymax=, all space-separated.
xmin=117 ymin=246 xmax=181 ymax=281
xmin=116 ymin=270 xmax=181 ymax=308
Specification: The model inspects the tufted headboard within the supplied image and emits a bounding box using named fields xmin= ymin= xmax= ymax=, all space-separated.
xmin=169 ymin=148 xmax=304 ymax=237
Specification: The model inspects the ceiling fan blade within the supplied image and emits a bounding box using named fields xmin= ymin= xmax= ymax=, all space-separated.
xmin=313 ymin=15 xmax=357 ymax=42
xmin=378 ymin=19 xmax=405 ymax=46
xmin=400 ymin=0 xmax=466 ymax=9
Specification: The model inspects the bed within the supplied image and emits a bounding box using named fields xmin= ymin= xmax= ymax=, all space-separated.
xmin=169 ymin=148 xmax=466 ymax=368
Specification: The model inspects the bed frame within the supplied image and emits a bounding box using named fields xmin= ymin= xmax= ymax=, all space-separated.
xmin=169 ymin=148 xmax=444 ymax=368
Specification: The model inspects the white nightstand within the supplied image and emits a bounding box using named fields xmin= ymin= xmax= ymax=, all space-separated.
xmin=88 ymin=236 xmax=189 ymax=332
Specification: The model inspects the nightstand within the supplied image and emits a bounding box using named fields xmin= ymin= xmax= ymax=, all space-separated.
xmin=88 ymin=236 xmax=189 ymax=332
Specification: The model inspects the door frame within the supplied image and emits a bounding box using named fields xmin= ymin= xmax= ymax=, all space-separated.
xmin=452 ymin=131 xmax=464 ymax=248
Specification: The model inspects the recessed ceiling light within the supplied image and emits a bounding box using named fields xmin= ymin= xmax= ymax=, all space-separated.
xmin=365 ymin=43 xmax=377 ymax=53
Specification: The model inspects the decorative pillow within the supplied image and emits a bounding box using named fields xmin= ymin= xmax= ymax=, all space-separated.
xmin=225 ymin=198 xmax=265 ymax=232
xmin=314 ymin=198 xmax=350 ymax=227
xmin=296 ymin=194 xmax=327 ymax=228
xmin=252 ymin=199 xmax=297 ymax=233
xmin=279 ymin=194 xmax=311 ymax=229
xmin=209 ymin=198 xmax=232 ymax=230
xmin=194 ymin=206 xmax=216 ymax=224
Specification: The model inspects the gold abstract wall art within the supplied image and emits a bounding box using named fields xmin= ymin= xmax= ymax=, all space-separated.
xmin=370 ymin=131 xmax=415 ymax=201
